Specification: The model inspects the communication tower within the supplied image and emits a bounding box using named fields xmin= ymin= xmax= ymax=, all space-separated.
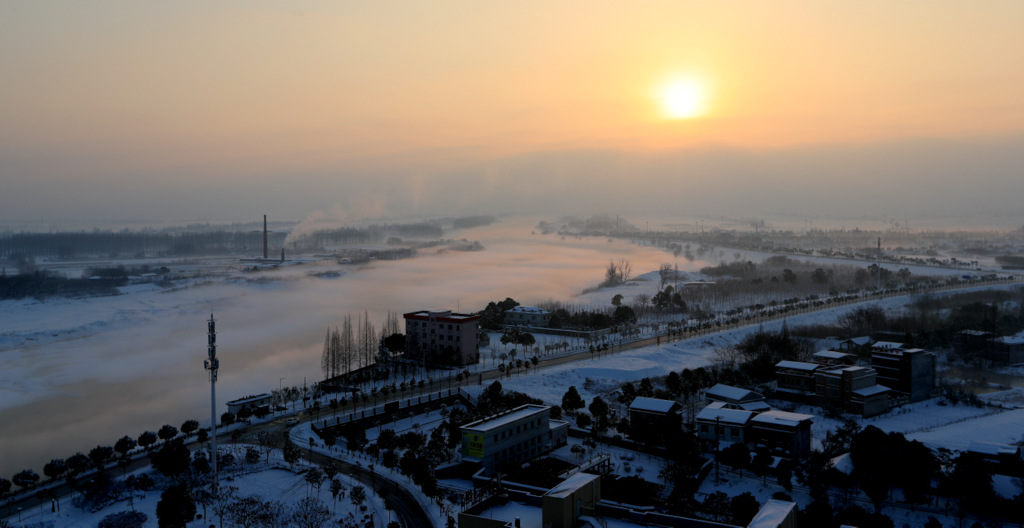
xmin=204 ymin=314 xmax=220 ymax=492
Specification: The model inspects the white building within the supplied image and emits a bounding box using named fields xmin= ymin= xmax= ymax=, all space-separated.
xmin=504 ymin=306 xmax=551 ymax=327
xmin=461 ymin=404 xmax=569 ymax=475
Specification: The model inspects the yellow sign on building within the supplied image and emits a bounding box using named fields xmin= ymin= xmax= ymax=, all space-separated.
xmin=463 ymin=432 xmax=485 ymax=458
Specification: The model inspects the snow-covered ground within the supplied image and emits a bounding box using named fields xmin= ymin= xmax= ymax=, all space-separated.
xmin=9 ymin=447 xmax=385 ymax=528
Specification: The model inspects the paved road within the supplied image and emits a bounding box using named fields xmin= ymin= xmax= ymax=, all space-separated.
xmin=296 ymin=442 xmax=432 ymax=528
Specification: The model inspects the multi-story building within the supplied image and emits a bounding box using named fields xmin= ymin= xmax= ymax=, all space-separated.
xmin=775 ymin=360 xmax=822 ymax=398
xmin=871 ymin=347 xmax=936 ymax=403
xmin=815 ymin=366 xmax=890 ymax=417
xmin=404 ymin=310 xmax=481 ymax=366
xmin=504 ymin=306 xmax=551 ymax=327
xmin=460 ymin=404 xmax=569 ymax=475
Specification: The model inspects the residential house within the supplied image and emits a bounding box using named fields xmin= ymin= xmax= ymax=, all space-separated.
xmin=990 ymin=335 xmax=1024 ymax=365
xmin=695 ymin=404 xmax=753 ymax=445
xmin=705 ymin=383 xmax=771 ymax=412
xmin=628 ymin=396 xmax=682 ymax=442
xmin=749 ymin=410 xmax=814 ymax=459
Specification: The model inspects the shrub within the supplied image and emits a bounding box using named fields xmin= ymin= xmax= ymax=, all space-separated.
xmin=99 ymin=511 xmax=148 ymax=528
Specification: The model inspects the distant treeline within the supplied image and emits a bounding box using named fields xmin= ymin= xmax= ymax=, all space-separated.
xmin=289 ymin=222 xmax=444 ymax=252
xmin=0 ymin=219 xmax=457 ymax=260
xmin=0 ymin=230 xmax=288 ymax=260
xmin=0 ymin=271 xmax=123 ymax=299
xmin=451 ymin=215 xmax=497 ymax=229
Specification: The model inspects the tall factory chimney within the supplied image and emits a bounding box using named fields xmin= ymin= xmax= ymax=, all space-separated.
xmin=263 ymin=215 xmax=268 ymax=259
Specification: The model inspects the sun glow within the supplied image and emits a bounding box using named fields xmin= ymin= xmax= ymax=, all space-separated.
xmin=658 ymin=79 xmax=708 ymax=120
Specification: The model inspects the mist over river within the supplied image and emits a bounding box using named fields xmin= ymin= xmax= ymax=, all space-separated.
xmin=0 ymin=218 xmax=693 ymax=478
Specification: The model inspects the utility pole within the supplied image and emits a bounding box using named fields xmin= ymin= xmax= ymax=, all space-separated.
xmin=204 ymin=314 xmax=220 ymax=494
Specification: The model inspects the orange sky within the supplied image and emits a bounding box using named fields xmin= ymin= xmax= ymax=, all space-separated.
xmin=2 ymin=1 xmax=1024 ymax=224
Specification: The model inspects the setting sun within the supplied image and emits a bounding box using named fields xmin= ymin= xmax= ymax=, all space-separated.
xmin=658 ymin=79 xmax=708 ymax=119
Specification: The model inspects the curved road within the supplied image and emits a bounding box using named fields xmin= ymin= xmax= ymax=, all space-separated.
xmin=3 ymin=415 xmax=433 ymax=528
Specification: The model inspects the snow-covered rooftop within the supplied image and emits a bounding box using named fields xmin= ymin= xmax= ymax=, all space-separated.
xmin=747 ymin=500 xmax=796 ymax=528
xmin=751 ymin=410 xmax=814 ymax=427
xmin=706 ymin=383 xmax=763 ymax=403
xmin=696 ymin=406 xmax=753 ymax=425
xmin=737 ymin=401 xmax=772 ymax=412
xmin=873 ymin=341 xmax=904 ymax=350
xmin=545 ymin=472 xmax=599 ymax=499
xmin=628 ymin=396 xmax=679 ymax=414
xmin=227 ymin=393 xmax=271 ymax=405
xmin=852 ymin=385 xmax=891 ymax=397
xmin=995 ymin=335 xmax=1024 ymax=345
xmin=968 ymin=440 xmax=1021 ymax=457
xmin=776 ymin=360 xmax=821 ymax=372
xmin=506 ymin=306 xmax=550 ymax=315
xmin=462 ymin=404 xmax=548 ymax=433
xmin=829 ymin=453 xmax=854 ymax=475
xmin=813 ymin=350 xmax=854 ymax=360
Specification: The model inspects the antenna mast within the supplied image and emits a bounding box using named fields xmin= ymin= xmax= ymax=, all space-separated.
xmin=205 ymin=314 xmax=220 ymax=493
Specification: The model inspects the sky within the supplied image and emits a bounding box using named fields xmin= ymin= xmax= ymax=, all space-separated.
xmin=3 ymin=1 xmax=1024 ymax=228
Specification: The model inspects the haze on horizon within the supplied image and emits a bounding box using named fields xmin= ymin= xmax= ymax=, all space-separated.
xmin=3 ymin=2 xmax=1024 ymax=229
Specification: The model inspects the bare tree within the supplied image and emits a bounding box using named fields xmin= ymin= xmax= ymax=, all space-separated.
xmin=380 ymin=310 xmax=401 ymax=339
xmin=617 ymin=259 xmax=632 ymax=283
xmin=633 ymin=294 xmax=651 ymax=318
xmin=340 ymin=315 xmax=355 ymax=375
xmin=360 ymin=311 xmax=377 ymax=371
xmin=290 ymin=497 xmax=331 ymax=528
xmin=320 ymin=328 xmax=331 ymax=380
xmin=659 ymin=263 xmax=674 ymax=289
xmin=604 ymin=260 xmax=620 ymax=286
xmin=256 ymin=432 xmax=276 ymax=463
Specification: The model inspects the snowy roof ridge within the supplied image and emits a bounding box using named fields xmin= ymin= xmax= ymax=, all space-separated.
xmin=629 ymin=396 xmax=679 ymax=413
xmin=776 ymin=360 xmax=820 ymax=371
